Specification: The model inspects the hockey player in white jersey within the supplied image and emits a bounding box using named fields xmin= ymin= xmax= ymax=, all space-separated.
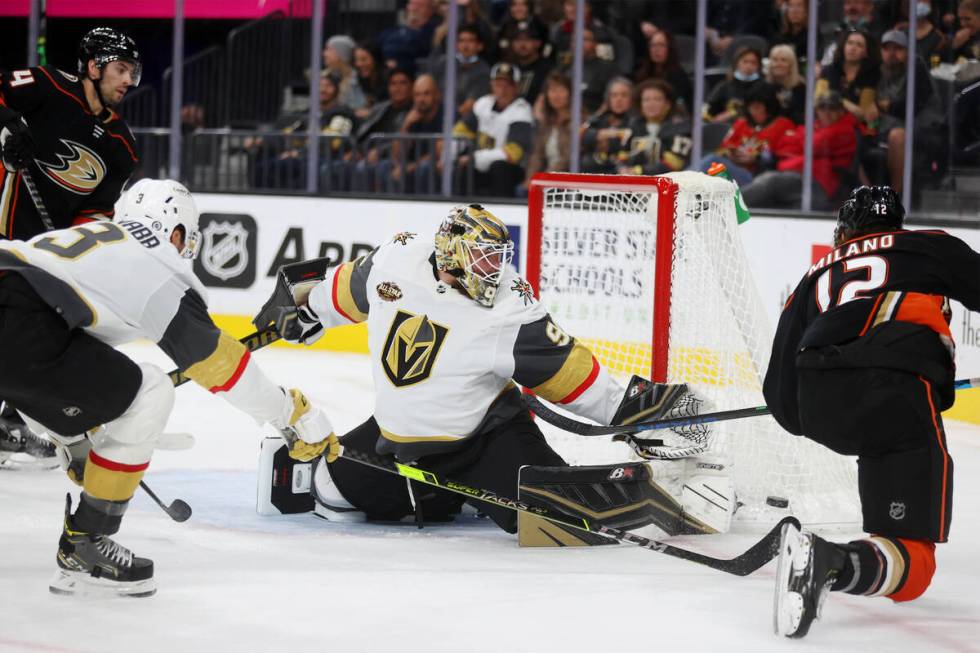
xmin=0 ymin=179 xmax=337 ymax=597
xmin=256 ymin=205 xmax=724 ymax=541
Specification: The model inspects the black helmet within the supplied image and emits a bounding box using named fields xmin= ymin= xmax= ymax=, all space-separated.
xmin=833 ymin=185 xmax=905 ymax=246
xmin=77 ymin=27 xmax=142 ymax=86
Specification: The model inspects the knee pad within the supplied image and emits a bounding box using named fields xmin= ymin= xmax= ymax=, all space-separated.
xmin=889 ymin=539 xmax=937 ymax=602
xmin=89 ymin=363 xmax=174 ymax=464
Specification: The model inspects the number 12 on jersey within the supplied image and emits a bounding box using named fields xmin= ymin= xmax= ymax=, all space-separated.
xmin=814 ymin=255 xmax=889 ymax=313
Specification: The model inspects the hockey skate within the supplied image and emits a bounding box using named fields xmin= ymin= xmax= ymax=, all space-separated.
xmin=0 ymin=404 xmax=58 ymax=471
xmin=773 ymin=521 xmax=847 ymax=638
xmin=49 ymin=496 xmax=156 ymax=598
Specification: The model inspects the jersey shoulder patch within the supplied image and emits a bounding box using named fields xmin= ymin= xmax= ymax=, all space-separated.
xmin=493 ymin=268 xmax=546 ymax=323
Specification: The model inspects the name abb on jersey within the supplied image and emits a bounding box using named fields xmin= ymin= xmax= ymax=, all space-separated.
xmin=0 ymin=66 xmax=138 ymax=239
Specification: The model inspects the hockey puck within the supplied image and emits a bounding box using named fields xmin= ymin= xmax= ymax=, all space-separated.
xmin=766 ymin=496 xmax=790 ymax=508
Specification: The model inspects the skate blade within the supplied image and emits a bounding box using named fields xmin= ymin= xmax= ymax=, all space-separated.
xmin=49 ymin=569 xmax=157 ymax=598
xmin=773 ymin=522 xmax=804 ymax=637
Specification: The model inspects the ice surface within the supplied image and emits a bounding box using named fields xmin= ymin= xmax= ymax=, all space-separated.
xmin=2 ymin=345 xmax=978 ymax=653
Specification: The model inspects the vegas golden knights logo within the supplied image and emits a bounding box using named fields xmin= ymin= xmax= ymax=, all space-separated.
xmin=381 ymin=310 xmax=449 ymax=387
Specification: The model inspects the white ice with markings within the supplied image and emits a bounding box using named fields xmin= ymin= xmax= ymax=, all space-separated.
xmin=1 ymin=344 xmax=978 ymax=653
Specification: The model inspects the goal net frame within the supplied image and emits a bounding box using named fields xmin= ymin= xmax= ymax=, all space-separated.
xmin=524 ymin=171 xmax=859 ymax=529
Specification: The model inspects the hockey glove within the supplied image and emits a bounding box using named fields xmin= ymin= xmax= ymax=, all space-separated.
xmin=611 ymin=376 xmax=691 ymax=426
xmin=279 ymin=304 xmax=324 ymax=346
xmin=611 ymin=375 xmax=712 ymax=455
xmin=274 ymin=388 xmax=339 ymax=462
xmin=253 ymin=257 xmax=333 ymax=346
xmin=0 ymin=108 xmax=36 ymax=173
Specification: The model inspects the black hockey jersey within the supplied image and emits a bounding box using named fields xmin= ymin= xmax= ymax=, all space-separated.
xmin=764 ymin=229 xmax=980 ymax=434
xmin=0 ymin=65 xmax=138 ymax=240
xmin=622 ymin=114 xmax=693 ymax=175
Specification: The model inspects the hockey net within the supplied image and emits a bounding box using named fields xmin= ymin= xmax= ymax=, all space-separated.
xmin=526 ymin=171 xmax=859 ymax=528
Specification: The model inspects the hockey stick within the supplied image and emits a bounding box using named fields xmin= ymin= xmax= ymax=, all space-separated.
xmin=21 ymin=168 xmax=56 ymax=232
xmin=138 ymin=480 xmax=191 ymax=522
xmin=166 ymin=326 xmax=281 ymax=387
xmin=526 ymin=376 xmax=980 ymax=438
xmin=140 ymin=326 xmax=281 ymax=522
xmin=340 ymin=446 xmax=798 ymax=576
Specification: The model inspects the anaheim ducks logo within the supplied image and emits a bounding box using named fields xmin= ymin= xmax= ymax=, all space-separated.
xmin=36 ymin=140 xmax=106 ymax=195
xmin=381 ymin=310 xmax=449 ymax=387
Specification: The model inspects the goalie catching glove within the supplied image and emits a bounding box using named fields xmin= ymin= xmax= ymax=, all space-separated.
xmin=610 ymin=375 xmax=712 ymax=458
xmin=274 ymin=388 xmax=339 ymax=462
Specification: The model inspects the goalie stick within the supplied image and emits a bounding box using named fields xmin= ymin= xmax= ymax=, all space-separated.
xmin=525 ymin=376 xmax=980 ymax=438
xmin=340 ymin=445 xmax=798 ymax=576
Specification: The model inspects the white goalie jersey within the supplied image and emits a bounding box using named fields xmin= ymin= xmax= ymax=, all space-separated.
xmin=0 ymin=220 xmax=288 ymax=425
xmin=307 ymin=231 xmax=626 ymax=459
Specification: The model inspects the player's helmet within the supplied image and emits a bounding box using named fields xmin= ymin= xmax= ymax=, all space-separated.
xmin=120 ymin=179 xmax=201 ymax=259
xmin=833 ymin=185 xmax=905 ymax=246
xmin=77 ymin=27 xmax=142 ymax=86
xmin=434 ymin=204 xmax=514 ymax=307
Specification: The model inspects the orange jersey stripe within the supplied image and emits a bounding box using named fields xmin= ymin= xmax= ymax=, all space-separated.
xmin=893 ymin=293 xmax=952 ymax=339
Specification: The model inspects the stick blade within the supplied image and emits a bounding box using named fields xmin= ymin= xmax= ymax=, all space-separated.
xmin=168 ymin=500 xmax=192 ymax=522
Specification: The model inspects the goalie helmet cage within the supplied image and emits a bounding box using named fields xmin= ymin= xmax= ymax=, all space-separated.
xmin=526 ymin=171 xmax=859 ymax=528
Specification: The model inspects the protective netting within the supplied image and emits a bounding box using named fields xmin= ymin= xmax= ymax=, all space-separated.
xmin=532 ymin=172 xmax=860 ymax=527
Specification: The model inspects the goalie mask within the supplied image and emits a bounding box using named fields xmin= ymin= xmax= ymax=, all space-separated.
xmin=833 ymin=185 xmax=905 ymax=247
xmin=120 ymin=178 xmax=201 ymax=259
xmin=434 ymin=204 xmax=514 ymax=307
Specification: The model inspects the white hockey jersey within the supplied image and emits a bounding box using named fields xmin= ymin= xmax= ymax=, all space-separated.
xmin=453 ymin=94 xmax=534 ymax=172
xmin=0 ymin=220 xmax=286 ymax=424
xmin=307 ymin=231 xmax=625 ymax=459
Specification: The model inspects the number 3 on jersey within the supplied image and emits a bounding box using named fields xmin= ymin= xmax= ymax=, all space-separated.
xmin=33 ymin=223 xmax=126 ymax=260
xmin=815 ymin=255 xmax=889 ymax=312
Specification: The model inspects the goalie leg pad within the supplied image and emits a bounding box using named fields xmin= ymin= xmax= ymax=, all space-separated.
xmin=517 ymin=462 xmax=716 ymax=547
xmin=679 ymin=456 xmax=735 ymax=534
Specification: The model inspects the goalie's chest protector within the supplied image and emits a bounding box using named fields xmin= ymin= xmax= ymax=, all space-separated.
xmin=363 ymin=238 xmax=535 ymax=450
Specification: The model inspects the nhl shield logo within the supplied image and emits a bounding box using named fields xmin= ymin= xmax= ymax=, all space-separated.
xmin=889 ymin=502 xmax=906 ymax=520
xmin=201 ymin=221 xmax=250 ymax=281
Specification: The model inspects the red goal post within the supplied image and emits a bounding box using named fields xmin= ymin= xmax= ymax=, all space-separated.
xmin=527 ymin=172 xmax=679 ymax=383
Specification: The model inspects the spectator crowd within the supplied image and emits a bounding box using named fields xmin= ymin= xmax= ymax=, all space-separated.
xmin=246 ymin=0 xmax=980 ymax=208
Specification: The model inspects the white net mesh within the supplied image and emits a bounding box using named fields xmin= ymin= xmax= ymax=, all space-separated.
xmin=532 ymin=172 xmax=859 ymax=528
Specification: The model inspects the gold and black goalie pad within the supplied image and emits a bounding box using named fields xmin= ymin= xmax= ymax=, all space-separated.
xmin=517 ymin=462 xmax=711 ymax=547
